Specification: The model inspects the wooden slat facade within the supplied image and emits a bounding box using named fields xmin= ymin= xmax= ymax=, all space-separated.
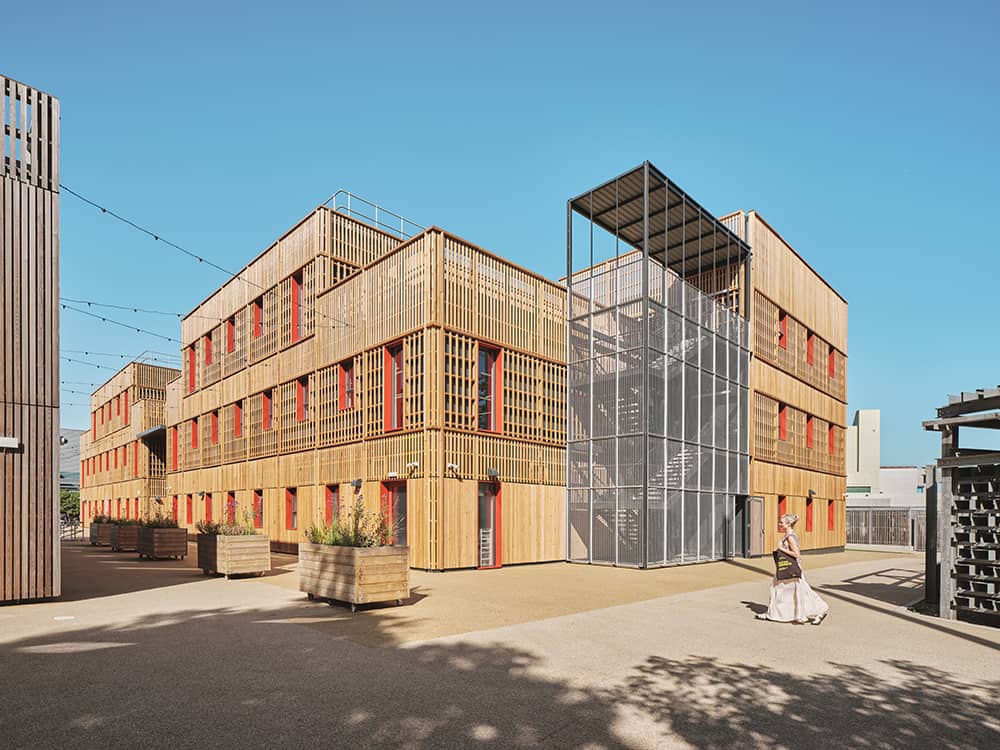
xmin=166 ymin=208 xmax=567 ymax=569
xmin=0 ymin=74 xmax=60 ymax=602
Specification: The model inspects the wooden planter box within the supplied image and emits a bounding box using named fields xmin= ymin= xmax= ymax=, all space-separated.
xmin=197 ymin=534 xmax=271 ymax=578
xmin=110 ymin=524 xmax=139 ymax=552
xmin=89 ymin=523 xmax=113 ymax=547
xmin=298 ymin=543 xmax=409 ymax=612
xmin=137 ymin=527 xmax=188 ymax=560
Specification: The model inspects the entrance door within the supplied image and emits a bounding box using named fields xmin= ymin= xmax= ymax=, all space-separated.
xmin=380 ymin=481 xmax=407 ymax=547
xmin=748 ymin=495 xmax=765 ymax=557
xmin=477 ymin=482 xmax=501 ymax=569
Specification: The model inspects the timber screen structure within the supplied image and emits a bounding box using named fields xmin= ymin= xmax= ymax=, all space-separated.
xmin=567 ymin=162 xmax=751 ymax=567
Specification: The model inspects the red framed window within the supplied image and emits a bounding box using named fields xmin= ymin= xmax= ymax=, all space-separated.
xmin=226 ymin=316 xmax=235 ymax=353
xmin=134 ymin=498 xmax=139 ymax=518
xmin=81 ymin=460 xmax=85 ymax=488
xmin=114 ymin=447 xmax=118 ymax=470
xmin=226 ymin=491 xmax=236 ymax=523
xmin=828 ymin=347 xmax=835 ymax=378
xmin=123 ymin=443 xmax=128 ymax=467
xmin=172 ymin=496 xmax=179 ymax=523
xmin=171 ymin=427 xmax=179 ymax=470
xmin=205 ymin=493 xmax=212 ymax=522
xmin=828 ymin=425 xmax=835 ymax=455
xmin=806 ymin=498 xmax=814 ymax=532
xmin=233 ymin=401 xmax=242 ymax=438
xmin=290 ymin=271 xmax=302 ymax=342
xmin=92 ymin=411 xmax=97 ymax=435
xmin=384 ymin=343 xmax=404 ymax=431
xmin=296 ymin=377 xmax=309 ymax=422
xmin=100 ymin=405 xmax=105 ymax=425
xmin=339 ymin=359 xmax=355 ymax=410
xmin=186 ymin=494 xmax=193 ymax=525
xmin=204 ymin=334 xmax=212 ymax=365
xmin=828 ymin=500 xmax=835 ymax=531
xmin=124 ymin=498 xmax=130 ymax=519
xmin=124 ymin=390 xmax=129 ymax=425
xmin=262 ymin=389 xmax=273 ymax=431
xmin=133 ymin=441 xmax=139 ymax=478
xmin=191 ymin=417 xmax=199 ymax=449
xmin=116 ymin=394 xmax=121 ymax=416
xmin=325 ymin=485 xmax=339 ymax=526
xmin=211 ymin=410 xmax=219 ymax=444
xmin=188 ymin=346 xmax=196 ymax=392
xmin=253 ymin=489 xmax=263 ymax=529
xmin=778 ymin=404 xmax=787 ymax=441
xmin=252 ymin=297 xmax=263 ymax=338
xmin=285 ymin=487 xmax=297 ymax=530
xmin=116 ymin=498 xmax=121 ymax=518
xmin=477 ymin=344 xmax=502 ymax=431
xmin=777 ymin=495 xmax=787 ymax=531
xmin=806 ymin=332 xmax=814 ymax=364
xmin=806 ymin=416 xmax=814 ymax=449
xmin=778 ymin=311 xmax=788 ymax=349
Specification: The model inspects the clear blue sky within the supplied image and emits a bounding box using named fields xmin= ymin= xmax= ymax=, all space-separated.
xmin=5 ymin=0 xmax=998 ymax=466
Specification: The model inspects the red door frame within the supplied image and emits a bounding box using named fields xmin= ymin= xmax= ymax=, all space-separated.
xmin=379 ymin=481 xmax=407 ymax=546
xmin=478 ymin=481 xmax=502 ymax=570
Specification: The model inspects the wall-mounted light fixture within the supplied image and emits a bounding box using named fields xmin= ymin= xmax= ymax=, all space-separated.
xmin=154 ymin=496 xmax=163 ymax=505
xmin=487 ymin=467 xmax=499 ymax=480
xmin=387 ymin=471 xmax=399 ymax=480
xmin=446 ymin=462 xmax=460 ymax=473
xmin=807 ymin=489 xmax=816 ymax=497
xmin=350 ymin=478 xmax=362 ymax=489
xmin=405 ymin=461 xmax=419 ymax=472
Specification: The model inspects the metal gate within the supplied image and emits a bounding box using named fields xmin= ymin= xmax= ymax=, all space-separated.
xmin=847 ymin=507 xmax=925 ymax=548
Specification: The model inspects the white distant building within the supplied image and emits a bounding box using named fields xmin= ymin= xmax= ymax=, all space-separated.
xmin=846 ymin=409 xmax=926 ymax=508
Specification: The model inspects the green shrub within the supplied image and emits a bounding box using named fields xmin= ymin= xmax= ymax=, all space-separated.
xmin=197 ymin=510 xmax=257 ymax=536
xmin=142 ymin=512 xmax=180 ymax=529
xmin=111 ymin=517 xmax=140 ymax=526
xmin=91 ymin=515 xmax=112 ymax=524
xmin=304 ymin=495 xmax=393 ymax=548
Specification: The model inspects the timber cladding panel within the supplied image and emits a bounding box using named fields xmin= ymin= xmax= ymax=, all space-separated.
xmin=1 ymin=75 xmax=60 ymax=602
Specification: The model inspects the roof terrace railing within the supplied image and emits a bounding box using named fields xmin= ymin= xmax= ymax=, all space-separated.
xmin=324 ymin=189 xmax=424 ymax=240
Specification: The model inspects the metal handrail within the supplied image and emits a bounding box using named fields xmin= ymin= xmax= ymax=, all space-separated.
xmin=323 ymin=189 xmax=424 ymax=240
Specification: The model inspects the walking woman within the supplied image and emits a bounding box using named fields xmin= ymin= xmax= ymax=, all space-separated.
xmin=756 ymin=513 xmax=829 ymax=624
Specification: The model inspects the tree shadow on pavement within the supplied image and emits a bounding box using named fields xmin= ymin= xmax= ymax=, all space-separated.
xmin=620 ymin=655 xmax=1000 ymax=750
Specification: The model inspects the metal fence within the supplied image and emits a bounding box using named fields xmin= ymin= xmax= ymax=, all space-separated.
xmin=847 ymin=507 xmax=925 ymax=550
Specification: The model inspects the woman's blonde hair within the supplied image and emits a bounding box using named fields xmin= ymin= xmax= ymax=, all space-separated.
xmin=781 ymin=513 xmax=799 ymax=528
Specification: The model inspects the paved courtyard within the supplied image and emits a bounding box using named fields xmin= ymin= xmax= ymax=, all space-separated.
xmin=1 ymin=542 xmax=997 ymax=749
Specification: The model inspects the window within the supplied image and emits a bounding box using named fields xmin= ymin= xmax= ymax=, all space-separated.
xmin=828 ymin=425 xmax=835 ymax=455
xmin=233 ymin=401 xmax=242 ymax=438
xmin=385 ymin=344 xmax=404 ymax=431
xmin=296 ymin=377 xmax=310 ymax=422
xmin=253 ymin=489 xmax=263 ymax=529
xmin=263 ymin=389 xmax=273 ymax=431
xmin=172 ymin=496 xmax=179 ymax=523
xmin=192 ymin=417 xmax=199 ymax=449
xmin=226 ymin=491 xmax=236 ymax=523
xmin=211 ymin=410 xmax=219 ymax=444
xmin=325 ymin=485 xmax=339 ymax=526
xmin=205 ymin=493 xmax=212 ymax=522
xmin=778 ymin=404 xmax=787 ymax=441
xmin=828 ymin=346 xmax=835 ymax=378
xmin=290 ymin=271 xmax=302 ymax=342
xmin=124 ymin=391 xmax=129 ymax=425
xmin=478 ymin=345 xmax=501 ymax=431
xmin=92 ymin=411 xmax=97 ymax=435
xmin=114 ymin=448 xmax=118 ymax=470
xmin=124 ymin=498 xmax=129 ymax=519
xmin=778 ymin=311 xmax=788 ymax=349
xmin=806 ymin=332 xmax=814 ymax=364
xmin=186 ymin=494 xmax=193 ymax=525
xmin=339 ymin=359 xmax=355 ymax=410
xmin=828 ymin=499 xmax=835 ymax=531
xmin=777 ymin=495 xmax=787 ymax=531
xmin=226 ymin=316 xmax=235 ymax=353
xmin=116 ymin=394 xmax=121 ymax=416
xmin=171 ymin=427 xmax=179 ymax=470
xmin=253 ymin=297 xmax=263 ymax=338
xmin=806 ymin=416 xmax=814 ymax=449
xmin=100 ymin=405 xmax=104 ymax=425
xmin=285 ymin=488 xmax=297 ymax=530
xmin=133 ymin=441 xmax=139 ymax=478
xmin=806 ymin=498 xmax=814 ymax=532
xmin=188 ymin=346 xmax=196 ymax=392
xmin=134 ymin=498 xmax=139 ymax=518
xmin=204 ymin=334 xmax=212 ymax=365
xmin=116 ymin=498 xmax=121 ymax=518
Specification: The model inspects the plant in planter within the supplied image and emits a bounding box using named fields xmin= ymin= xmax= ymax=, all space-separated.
xmin=89 ymin=515 xmax=113 ymax=546
xmin=109 ymin=517 xmax=141 ymax=552
xmin=196 ymin=511 xmax=271 ymax=578
xmin=299 ymin=496 xmax=409 ymax=612
xmin=137 ymin=513 xmax=188 ymax=560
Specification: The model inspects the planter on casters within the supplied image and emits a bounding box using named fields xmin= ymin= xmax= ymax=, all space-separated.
xmin=89 ymin=522 xmax=113 ymax=547
xmin=137 ymin=526 xmax=188 ymax=560
xmin=110 ymin=524 xmax=139 ymax=552
xmin=298 ymin=543 xmax=409 ymax=612
xmin=197 ymin=534 xmax=271 ymax=578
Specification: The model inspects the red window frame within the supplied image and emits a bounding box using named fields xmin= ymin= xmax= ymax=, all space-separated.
xmin=123 ymin=443 xmax=128 ymax=467
xmin=133 ymin=441 xmax=139 ymax=478
xmin=188 ymin=346 xmax=196 ymax=392
xmin=477 ymin=344 xmax=503 ymax=432
xmin=124 ymin=390 xmax=129 ymax=425
xmin=92 ymin=411 xmax=97 ymax=435
xmin=191 ymin=417 xmax=199 ymax=449
xmin=778 ymin=404 xmax=787 ymax=441
xmin=205 ymin=493 xmax=212 ymax=522
xmin=171 ymin=427 xmax=179 ymax=471
xmin=778 ymin=312 xmax=788 ymax=349
xmin=806 ymin=332 xmax=814 ymax=364
xmin=134 ymin=498 xmax=139 ymax=518
xmin=100 ymin=405 xmax=105 ymax=425
xmin=226 ymin=491 xmax=236 ymax=523
xmin=828 ymin=424 xmax=835 ymax=455
xmin=233 ymin=401 xmax=242 ymax=438
xmin=253 ymin=297 xmax=263 ymax=339
xmin=806 ymin=416 xmax=814 ymax=449
xmin=253 ymin=489 xmax=263 ymax=529
xmin=384 ymin=343 xmax=404 ymax=431
xmin=325 ymin=485 xmax=339 ymax=526
xmin=285 ymin=487 xmax=297 ymax=530
xmin=290 ymin=272 xmax=302 ymax=342
xmin=211 ymin=410 xmax=219 ymax=444
xmin=828 ymin=347 xmax=835 ymax=378
xmin=204 ymin=334 xmax=212 ymax=365
xmin=116 ymin=394 xmax=121 ymax=416
xmin=828 ymin=499 xmax=836 ymax=531
xmin=296 ymin=377 xmax=309 ymax=422
xmin=806 ymin=498 xmax=814 ymax=532
xmin=262 ymin=389 xmax=273 ymax=431
xmin=114 ymin=447 xmax=118 ymax=470
xmin=172 ymin=496 xmax=179 ymax=523
xmin=226 ymin=316 xmax=235 ymax=353
xmin=116 ymin=498 xmax=121 ymax=518
xmin=124 ymin=498 xmax=130 ymax=519
xmin=186 ymin=494 xmax=193 ymax=525
xmin=339 ymin=359 xmax=355 ymax=410
xmin=777 ymin=495 xmax=787 ymax=531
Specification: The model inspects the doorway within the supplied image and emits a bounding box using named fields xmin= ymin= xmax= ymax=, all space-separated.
xmin=477 ymin=482 xmax=501 ymax=569
xmin=380 ymin=481 xmax=407 ymax=547
xmin=739 ymin=495 xmax=765 ymax=557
